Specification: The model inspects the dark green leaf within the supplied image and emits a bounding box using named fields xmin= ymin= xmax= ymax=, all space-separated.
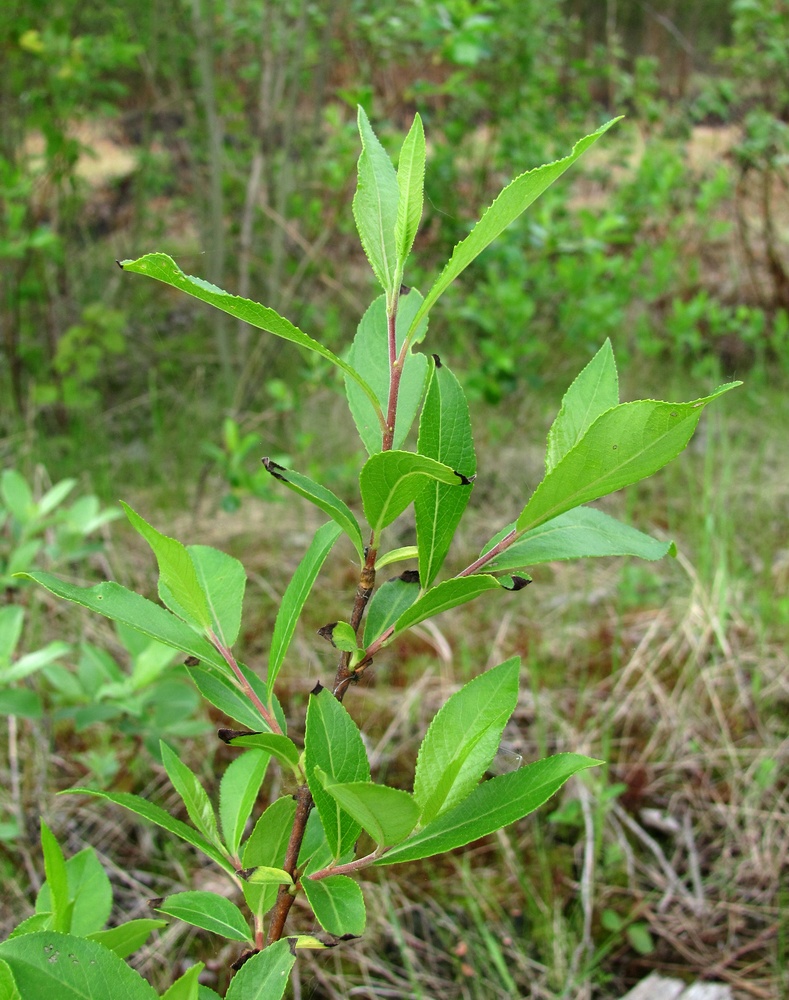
xmin=360 ymin=451 xmax=464 ymax=535
xmin=315 ymin=771 xmax=419 ymax=846
xmin=362 ymin=574 xmax=420 ymax=646
xmin=392 ymin=576 xmax=503 ymax=635
xmin=377 ymin=754 xmax=601 ymax=865
xmin=302 ymin=875 xmax=365 ymax=937
xmin=153 ymin=892 xmax=252 ymax=944
xmin=223 ymin=939 xmax=296 ymax=1000
xmin=188 ymin=666 xmax=274 ymax=732
xmin=87 ymin=920 xmax=166 ymax=960
xmin=221 ymin=732 xmax=300 ymax=774
xmin=219 ymin=750 xmax=270 ymax=858
xmin=160 ymin=741 xmax=221 ymax=848
xmin=241 ymin=796 xmax=297 ymax=925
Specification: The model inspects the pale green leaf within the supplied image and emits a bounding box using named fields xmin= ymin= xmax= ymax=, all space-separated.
xmin=188 ymin=666 xmax=275 ymax=733
xmin=414 ymin=657 xmax=520 ymax=825
xmin=0 ymin=958 xmax=20 ymax=1000
xmin=0 ymin=932 xmax=158 ymax=999
xmin=119 ymin=253 xmax=381 ymax=421
xmin=360 ymin=451 xmax=467 ymax=535
xmin=153 ymin=892 xmax=252 ymax=944
xmin=353 ymin=106 xmax=399 ymax=297
xmin=415 ymin=362 xmax=476 ymax=585
xmin=406 ymin=119 xmax=622 ymax=341
xmin=219 ymin=750 xmax=270 ymax=858
xmin=241 ymin=796 xmax=297 ymax=924
xmin=395 ymin=112 xmax=425 ymax=272
xmin=22 ymin=573 xmax=227 ymax=671
xmin=238 ymin=867 xmax=292 ymax=886
xmin=224 ymin=939 xmax=295 ymax=1000
xmin=0 ymin=606 xmax=24 ymax=661
xmin=546 ymin=340 xmax=619 ymax=472
xmin=304 ymin=687 xmax=370 ymax=857
xmin=160 ymin=741 xmax=221 ymax=848
xmin=302 ymin=875 xmax=366 ymax=937
xmin=162 ymin=963 xmax=203 ymax=1000
xmin=377 ymin=754 xmax=601 ymax=865
xmin=344 ymin=291 xmax=430 ymax=455
xmin=87 ymin=920 xmax=166 ymax=960
xmin=39 ymin=822 xmax=69 ymax=934
xmin=268 ymin=522 xmax=342 ymax=697
xmin=188 ymin=546 xmax=246 ymax=646
xmin=517 ymin=384 xmax=741 ymax=534
xmin=262 ymin=460 xmax=364 ymax=561
xmin=315 ymin=771 xmax=419 ymax=846
xmin=122 ymin=504 xmax=212 ymax=631
xmin=36 ymin=847 xmax=112 ymax=937
xmin=481 ymin=506 xmax=674 ymax=571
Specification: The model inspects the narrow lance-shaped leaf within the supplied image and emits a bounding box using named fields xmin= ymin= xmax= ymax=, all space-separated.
xmin=394 ymin=112 xmax=425 ymax=275
xmin=481 ymin=506 xmax=675 ymax=572
xmin=406 ymin=118 xmax=622 ymax=344
xmin=39 ymin=822 xmax=69 ymax=933
xmin=302 ymin=874 xmax=366 ymax=938
xmin=353 ymin=105 xmax=399 ymax=301
xmin=220 ymin=731 xmax=300 ymax=774
xmin=262 ymin=459 xmax=364 ymax=561
xmin=21 ymin=573 xmax=228 ymax=672
xmin=152 ymin=892 xmax=253 ymax=944
xmin=415 ymin=361 xmax=476 ymax=586
xmin=360 ymin=451 xmax=469 ymax=536
xmin=268 ymin=521 xmax=343 ymax=697
xmin=414 ymin=657 xmax=520 ymax=825
xmin=87 ymin=919 xmax=167 ymax=960
xmin=122 ymin=503 xmax=212 ymax=631
xmin=304 ymin=686 xmax=370 ymax=858
xmin=546 ymin=339 xmax=619 ymax=473
xmin=160 ymin=741 xmax=221 ymax=848
xmin=219 ymin=749 xmax=270 ymax=858
xmin=345 ymin=291 xmax=430 ymax=455
xmin=392 ymin=576 xmax=507 ymax=637
xmin=363 ymin=572 xmax=421 ymax=647
xmin=118 ymin=252 xmax=382 ymax=423
xmin=517 ymin=383 xmax=741 ymax=535
xmin=377 ymin=753 xmax=601 ymax=865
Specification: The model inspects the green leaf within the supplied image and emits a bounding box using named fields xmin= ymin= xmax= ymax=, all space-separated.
xmin=262 ymin=461 xmax=364 ymax=561
xmin=315 ymin=771 xmax=419 ymax=846
xmin=118 ymin=253 xmax=381 ymax=422
xmin=0 ymin=689 xmax=41 ymax=718
xmin=162 ymin=963 xmax=203 ymax=1000
xmin=378 ymin=753 xmax=601 ymax=865
xmin=414 ymin=657 xmax=520 ymax=825
xmin=36 ymin=847 xmax=112 ymax=937
xmin=23 ymin=573 xmax=228 ymax=672
xmin=219 ymin=750 xmax=270 ymax=858
xmin=0 ymin=470 xmax=33 ymax=524
xmin=546 ymin=340 xmax=619 ymax=473
xmin=394 ymin=113 xmax=426 ymax=274
xmin=61 ymin=789 xmax=236 ymax=876
xmin=392 ymin=576 xmax=504 ymax=636
xmin=353 ymin=106 xmax=399 ymax=299
xmin=0 ymin=606 xmax=24 ymax=661
xmin=37 ymin=478 xmax=78 ymax=517
xmin=0 ymin=932 xmax=158 ymax=999
xmin=160 ymin=741 xmax=221 ymax=848
xmin=406 ymin=118 xmax=622 ymax=342
xmin=302 ymin=875 xmax=366 ymax=937
xmin=222 ymin=732 xmax=300 ymax=774
xmin=153 ymin=892 xmax=253 ymax=944
xmin=188 ymin=666 xmax=274 ymax=732
xmin=241 ymin=796 xmax=297 ymax=924
xmin=481 ymin=507 xmax=675 ymax=572
xmin=122 ymin=504 xmax=212 ymax=631
xmin=7 ymin=915 xmax=51 ymax=939
xmin=188 ymin=546 xmax=246 ymax=646
xmin=2 ymin=641 xmax=70 ymax=684
xmin=224 ymin=939 xmax=296 ymax=1000
xmin=360 ymin=451 xmax=466 ymax=536
xmin=0 ymin=958 xmax=20 ymax=1000
xmin=304 ymin=687 xmax=370 ymax=857
xmin=268 ymin=521 xmax=342 ymax=697
xmin=362 ymin=574 xmax=420 ymax=647
xmin=344 ymin=292 xmax=430 ymax=456
xmin=87 ymin=920 xmax=166 ymax=960
xmin=39 ymin=822 xmax=69 ymax=933
xmin=415 ymin=362 xmax=476 ymax=586
xmin=517 ymin=384 xmax=741 ymax=535
xmin=323 ymin=621 xmax=360 ymax=654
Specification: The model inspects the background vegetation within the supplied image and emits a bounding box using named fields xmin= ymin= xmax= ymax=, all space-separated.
xmin=1 ymin=1 xmax=787 ymax=997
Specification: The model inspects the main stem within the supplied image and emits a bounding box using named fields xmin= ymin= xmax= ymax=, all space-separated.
xmin=265 ymin=296 xmax=402 ymax=944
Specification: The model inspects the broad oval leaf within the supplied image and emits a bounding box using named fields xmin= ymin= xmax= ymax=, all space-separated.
xmin=360 ymin=451 xmax=467 ymax=536
xmin=153 ymin=891 xmax=252 ymax=944
xmin=224 ymin=938 xmax=296 ymax=1000
xmin=302 ymin=875 xmax=366 ymax=938
xmin=315 ymin=771 xmax=420 ymax=846
xmin=0 ymin=931 xmax=158 ymax=1000
xmin=119 ymin=252 xmax=381 ymax=422
xmin=414 ymin=657 xmax=520 ymax=825
xmin=516 ymin=384 xmax=741 ymax=535
xmin=376 ymin=753 xmax=601 ymax=865
xmin=482 ymin=506 xmax=674 ymax=572
xmin=304 ymin=687 xmax=370 ymax=858
xmin=268 ymin=522 xmax=343 ymax=697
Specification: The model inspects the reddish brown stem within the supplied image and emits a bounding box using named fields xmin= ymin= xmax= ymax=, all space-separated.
xmin=265 ymin=783 xmax=313 ymax=945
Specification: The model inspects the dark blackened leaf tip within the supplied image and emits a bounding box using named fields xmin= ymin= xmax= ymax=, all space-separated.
xmin=262 ymin=457 xmax=287 ymax=481
xmin=432 ymin=353 xmax=442 ymax=368
xmin=397 ymin=569 xmax=421 ymax=584
xmin=310 ymin=681 xmax=324 ymax=696
xmin=218 ymin=728 xmax=257 ymax=743
xmin=231 ymin=949 xmax=259 ymax=971
xmin=317 ymin=623 xmax=338 ymax=645
xmin=454 ymin=470 xmax=476 ymax=486
xmin=236 ymin=867 xmax=256 ymax=880
xmin=503 ymin=576 xmax=531 ymax=592
xmin=400 ymin=284 xmax=411 ymax=296
xmin=148 ymin=897 xmax=165 ymax=909
xmin=287 ymin=937 xmax=298 ymax=956
xmin=115 ymin=260 xmax=125 ymax=270
xmin=184 ymin=655 xmax=199 ymax=667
